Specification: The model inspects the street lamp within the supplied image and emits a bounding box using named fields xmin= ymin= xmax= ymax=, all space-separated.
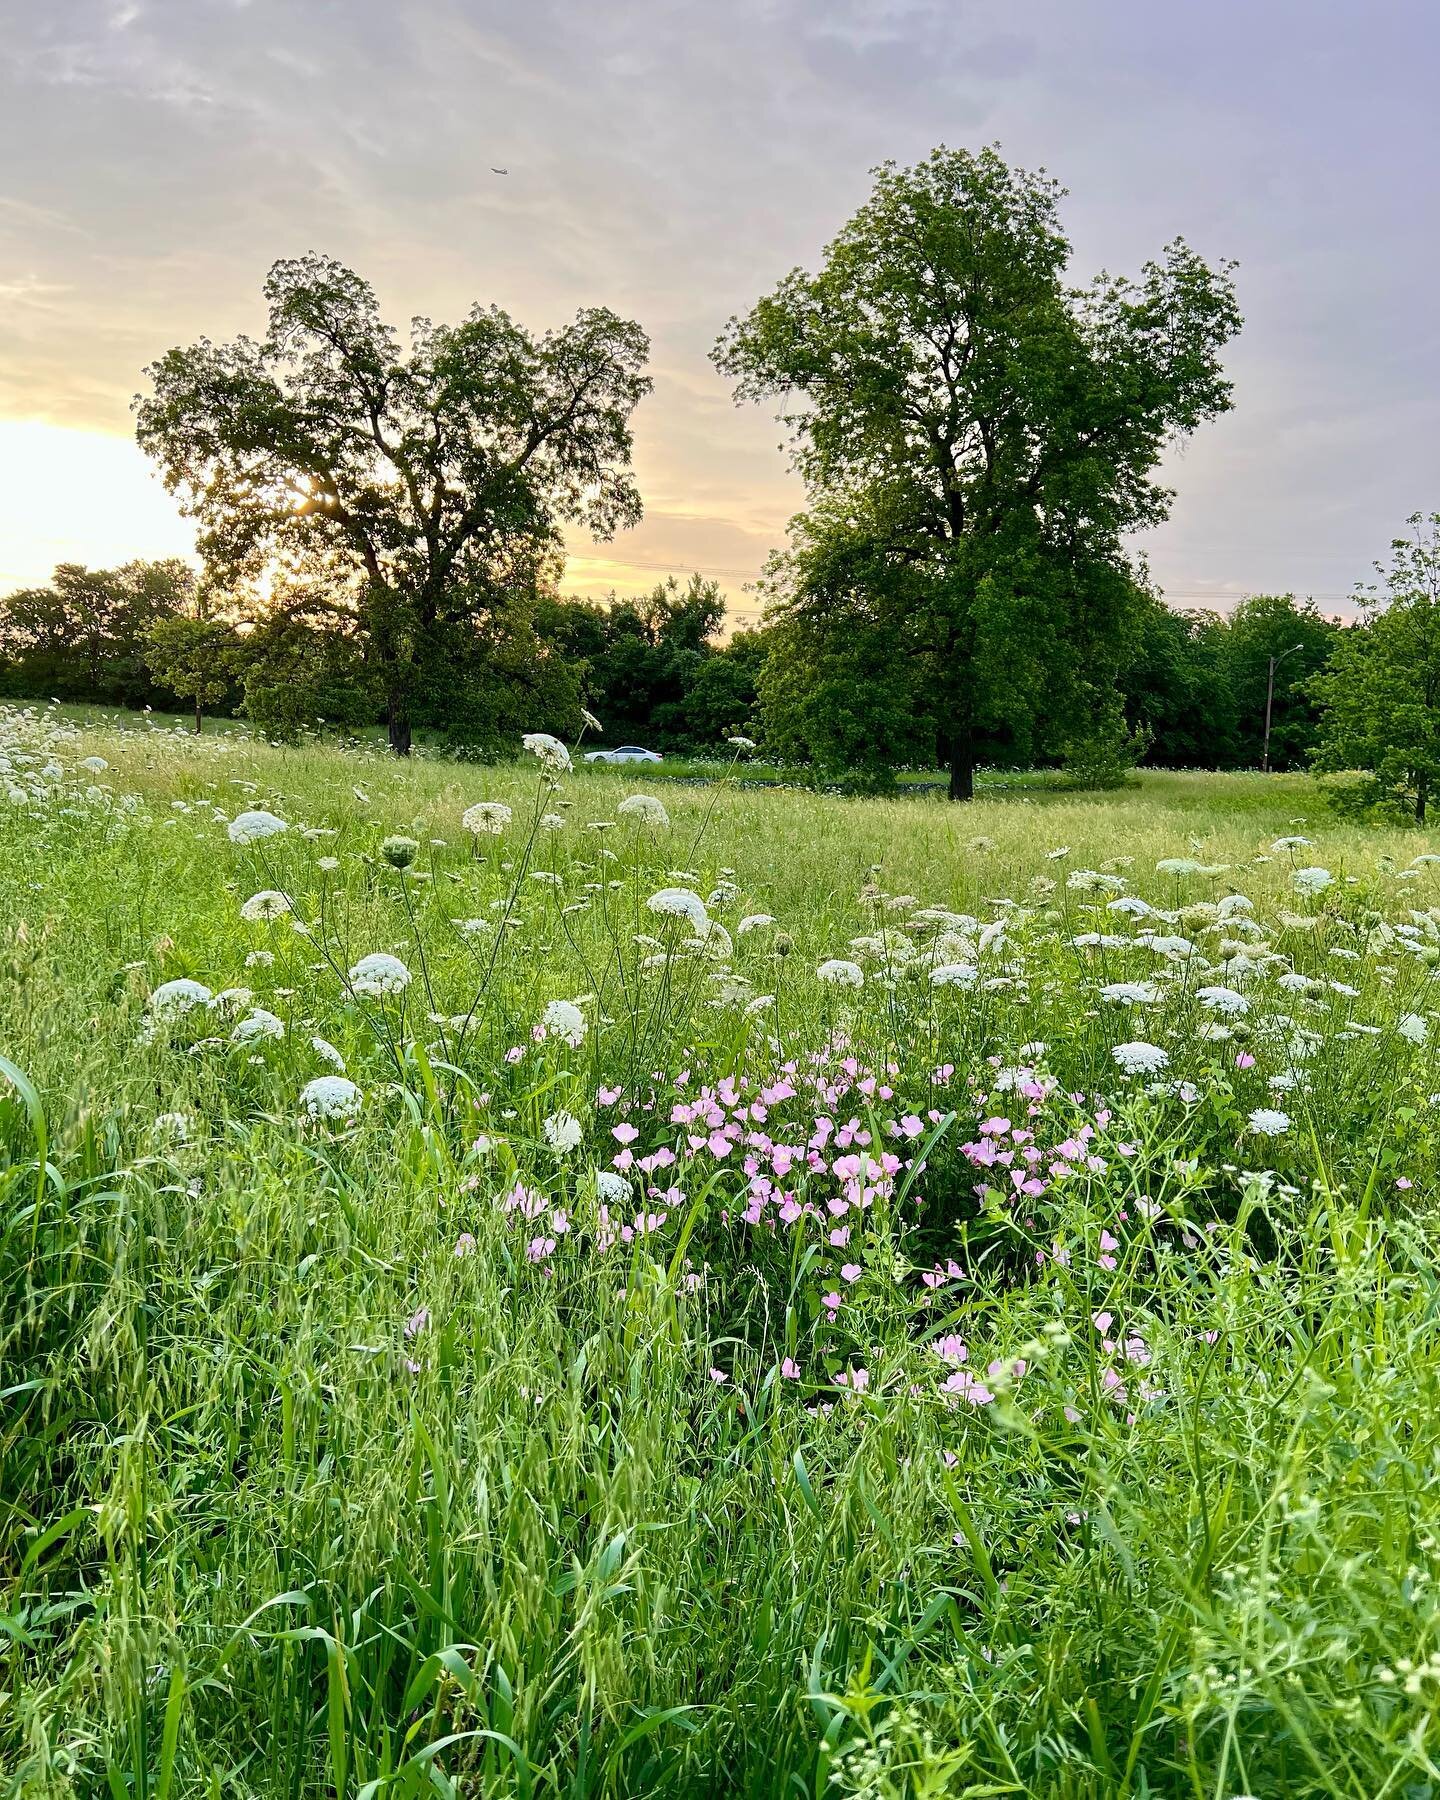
xmin=1262 ymin=642 xmax=1305 ymax=773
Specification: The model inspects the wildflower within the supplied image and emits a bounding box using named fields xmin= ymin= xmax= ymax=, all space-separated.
xmin=1155 ymin=857 xmax=1204 ymax=876
xmin=1112 ymin=1040 xmax=1169 ymax=1076
xmin=647 ymin=886 xmax=709 ymax=930
xmin=1100 ymin=981 xmax=1158 ymax=1006
xmin=1292 ymin=866 xmax=1333 ymax=897
xmin=727 ymin=735 xmax=757 ymax=750
xmin=311 ymin=1035 xmax=346 ymax=1071
xmin=1271 ymin=835 xmax=1314 ymax=852
xmin=1248 ymin=1107 xmax=1291 ymax=1136
xmin=543 ymin=1109 xmax=583 ymax=1154
xmin=240 ymin=889 xmax=291 ymax=922
xmin=817 ymin=959 xmax=865 ymax=989
xmin=780 ymin=1356 xmax=801 ymax=1380
xmin=245 ymin=949 xmax=275 ymax=968
xmin=299 ymin=1075 xmax=363 ymax=1121
xmin=931 ymin=962 xmax=979 ymax=987
xmin=541 ymin=998 xmax=587 ymax=1046
xmin=737 ymin=913 xmax=776 ymax=935
xmin=1196 ymin=985 xmax=1249 ymax=1017
xmin=380 ymin=834 xmax=420 ymax=868
xmin=1398 ymin=1012 xmax=1429 ymax=1044
xmin=617 ymin=793 xmax=670 ymax=828
xmin=596 ymin=1169 xmax=632 ymax=1203
xmin=232 ymin=1007 xmax=285 ymax=1044
xmin=462 ymin=800 xmax=512 ymax=835
xmin=148 ymin=978 xmax=213 ymax=1019
xmin=79 ymin=755 xmax=109 ymax=772
xmin=522 ymin=732 xmax=572 ymax=776
xmin=349 ymin=952 xmax=412 ymax=997
xmin=228 ymin=809 xmax=288 ymax=843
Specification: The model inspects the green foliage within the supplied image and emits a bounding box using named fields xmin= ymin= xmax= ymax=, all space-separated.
xmin=1312 ymin=513 xmax=1440 ymax=821
xmin=1120 ymin=590 xmax=1337 ymax=772
xmin=0 ymin=559 xmax=196 ymax=707
xmin=534 ymin=574 xmax=758 ymax=752
xmin=715 ymin=144 xmax=1242 ymax=796
xmin=4 ymin=709 xmax=1440 ymax=1797
xmin=143 ymin=613 xmax=242 ymax=731
xmin=135 ymin=253 xmax=651 ymax=753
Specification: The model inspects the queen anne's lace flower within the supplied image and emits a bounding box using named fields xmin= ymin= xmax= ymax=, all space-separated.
xmin=300 ymin=1075 xmax=363 ymax=1121
xmin=1248 ymin=1107 xmax=1291 ymax=1135
xmin=543 ymin=1109 xmax=583 ymax=1153
xmin=349 ymin=952 xmax=412 ymax=997
xmin=1112 ymin=1040 xmax=1169 ymax=1075
xmin=232 ymin=1008 xmax=285 ymax=1044
xmin=148 ymin=978 xmax=213 ymax=1019
xmin=240 ymin=889 xmax=291 ymax=922
xmin=617 ymin=793 xmax=670 ymax=828
xmin=522 ymin=733 xmax=572 ymax=776
xmin=931 ymin=962 xmax=978 ymax=988
xmin=817 ymin=958 xmax=865 ymax=989
xmin=228 ymin=809 xmax=288 ymax=844
xmin=462 ymin=800 xmax=512 ymax=835
xmin=1292 ymin=866 xmax=1334 ymax=896
xmin=647 ymin=887 xmax=708 ymax=929
xmin=542 ymin=998 xmax=587 ymax=1046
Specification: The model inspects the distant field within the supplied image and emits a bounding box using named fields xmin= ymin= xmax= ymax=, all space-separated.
xmin=5 ymin=702 xmax=1440 ymax=1797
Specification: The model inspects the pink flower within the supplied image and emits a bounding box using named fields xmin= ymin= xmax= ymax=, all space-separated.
xmin=1235 ymin=1052 xmax=1256 ymax=1070
xmin=404 ymin=1307 xmax=430 ymax=1340
xmin=840 ymin=1262 xmax=862 ymax=1283
xmin=708 ymin=1367 xmax=728 ymax=1383
xmin=453 ymin=1233 xmax=476 ymax=1258
xmin=612 ymin=1121 xmax=639 ymax=1144
xmin=822 ymin=1290 xmax=842 ymax=1311
xmin=780 ymin=1356 xmax=801 ymax=1380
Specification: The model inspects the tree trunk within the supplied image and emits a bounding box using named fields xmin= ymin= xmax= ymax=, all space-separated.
xmin=387 ymin=694 xmax=413 ymax=757
xmin=1418 ymin=771 xmax=1429 ymax=825
xmin=948 ymin=741 xmax=975 ymax=802
xmin=193 ymin=699 xmax=202 ymax=735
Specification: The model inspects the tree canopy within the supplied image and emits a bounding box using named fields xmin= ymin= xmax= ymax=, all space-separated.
xmin=714 ymin=144 xmax=1242 ymax=796
xmin=134 ymin=254 xmax=651 ymax=752
xmin=1312 ymin=514 xmax=1440 ymax=822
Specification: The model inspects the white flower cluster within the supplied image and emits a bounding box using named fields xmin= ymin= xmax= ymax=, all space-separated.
xmin=228 ymin=810 xmax=288 ymax=844
xmin=348 ymin=952 xmax=412 ymax=997
xmin=462 ymin=800 xmax=512 ymax=836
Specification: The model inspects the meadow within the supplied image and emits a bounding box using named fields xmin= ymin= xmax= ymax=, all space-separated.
xmin=4 ymin=701 xmax=1440 ymax=1799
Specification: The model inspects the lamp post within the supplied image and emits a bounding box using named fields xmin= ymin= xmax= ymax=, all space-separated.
xmin=1262 ymin=642 xmax=1305 ymax=773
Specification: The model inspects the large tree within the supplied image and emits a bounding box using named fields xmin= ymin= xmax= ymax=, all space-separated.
xmin=1312 ymin=514 xmax=1440 ymax=822
xmin=714 ymin=145 xmax=1242 ymax=797
xmin=135 ymin=254 xmax=651 ymax=753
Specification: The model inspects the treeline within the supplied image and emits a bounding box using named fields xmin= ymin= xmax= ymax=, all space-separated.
xmin=0 ymin=561 xmax=765 ymax=755
xmin=0 ymin=553 xmax=1339 ymax=773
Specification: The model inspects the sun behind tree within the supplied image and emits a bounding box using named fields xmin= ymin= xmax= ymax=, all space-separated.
xmin=134 ymin=255 xmax=651 ymax=754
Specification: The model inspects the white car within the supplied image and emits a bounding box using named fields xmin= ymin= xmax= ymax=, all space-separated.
xmin=583 ymin=745 xmax=664 ymax=765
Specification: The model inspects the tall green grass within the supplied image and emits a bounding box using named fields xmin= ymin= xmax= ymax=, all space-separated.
xmin=3 ymin=707 xmax=1440 ymax=1797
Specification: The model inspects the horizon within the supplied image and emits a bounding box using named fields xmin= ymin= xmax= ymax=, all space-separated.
xmin=2 ymin=0 xmax=1437 ymax=622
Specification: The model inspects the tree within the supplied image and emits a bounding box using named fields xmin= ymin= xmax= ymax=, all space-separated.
xmin=0 ymin=559 xmax=194 ymax=705
xmin=713 ymin=145 xmax=1241 ymax=798
xmin=1119 ymin=596 xmax=1240 ymax=768
xmin=1312 ymin=514 xmax=1440 ymax=822
xmin=1222 ymin=593 xmax=1337 ymax=770
xmin=144 ymin=613 xmax=239 ymax=732
xmin=533 ymin=573 xmax=731 ymax=748
xmin=135 ymin=254 xmax=651 ymax=754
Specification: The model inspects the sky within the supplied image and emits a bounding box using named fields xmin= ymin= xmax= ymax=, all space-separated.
xmin=1 ymin=0 xmax=1437 ymax=625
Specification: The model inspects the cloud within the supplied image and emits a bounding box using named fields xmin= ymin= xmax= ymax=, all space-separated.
xmin=0 ymin=0 xmax=1435 ymax=612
